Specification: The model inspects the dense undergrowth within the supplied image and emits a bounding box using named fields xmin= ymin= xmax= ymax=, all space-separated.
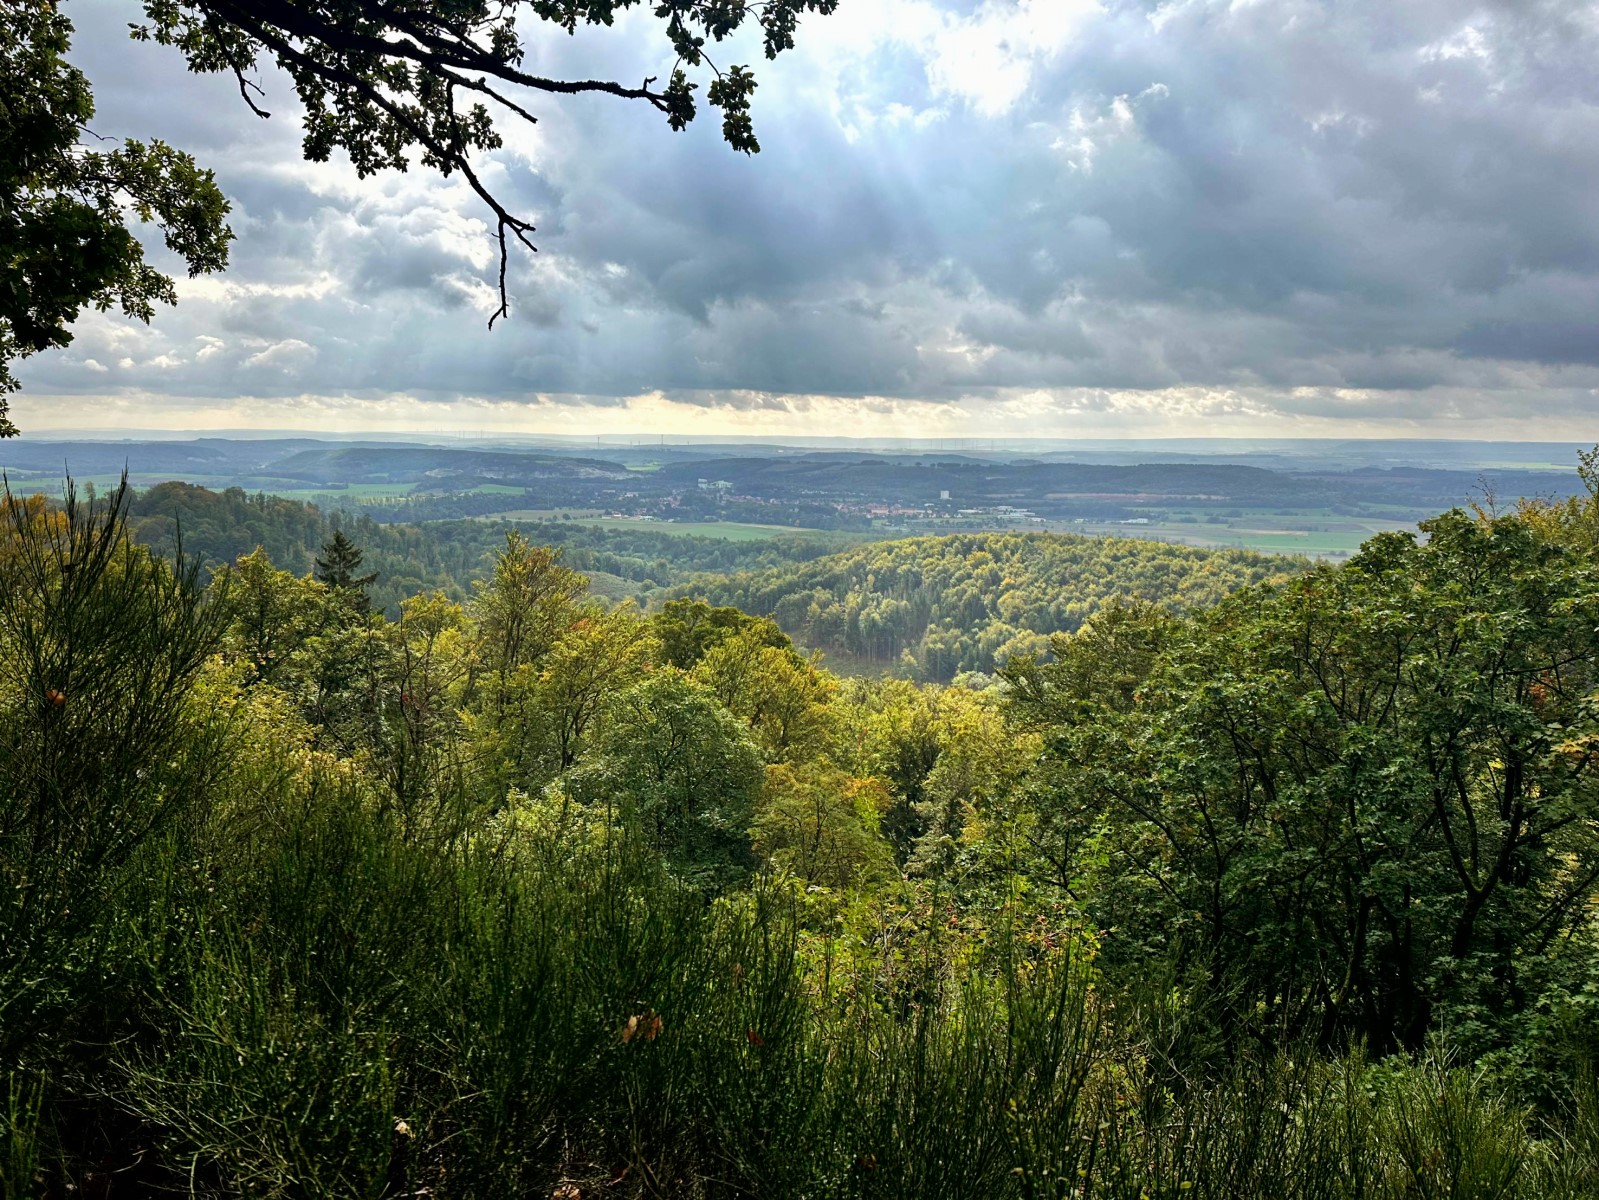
xmin=3 ymin=472 xmax=1598 ymax=1197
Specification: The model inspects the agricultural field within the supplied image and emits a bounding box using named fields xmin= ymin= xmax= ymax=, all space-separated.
xmin=1058 ymin=512 xmax=1418 ymax=558
xmin=476 ymin=508 xmax=607 ymax=522
xmin=581 ymin=517 xmax=869 ymax=542
xmin=482 ymin=513 xmax=870 ymax=542
xmin=257 ymin=483 xmax=419 ymax=501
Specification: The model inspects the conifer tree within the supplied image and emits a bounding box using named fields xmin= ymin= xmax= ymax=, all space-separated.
xmin=314 ymin=528 xmax=377 ymax=613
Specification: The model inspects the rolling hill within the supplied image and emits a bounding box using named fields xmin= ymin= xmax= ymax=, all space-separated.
xmin=677 ymin=530 xmax=1304 ymax=680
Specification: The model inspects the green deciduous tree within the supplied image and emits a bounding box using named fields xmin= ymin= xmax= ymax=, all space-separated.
xmin=0 ymin=1 xmax=232 ymax=436
xmin=692 ymin=626 xmax=837 ymax=762
xmin=473 ymin=530 xmax=587 ymax=711
xmin=1013 ymin=510 xmax=1599 ymax=1056
xmin=534 ymin=604 xmax=659 ymax=772
xmin=475 ymin=599 xmax=657 ymax=801
xmin=753 ymin=761 xmax=894 ymax=890
xmin=362 ymin=590 xmax=475 ymax=830
xmin=652 ymin=596 xmax=791 ymax=669
xmin=562 ymin=669 xmax=763 ymax=890
xmin=905 ymin=688 xmax=1031 ymax=885
xmin=219 ymin=545 xmax=328 ymax=684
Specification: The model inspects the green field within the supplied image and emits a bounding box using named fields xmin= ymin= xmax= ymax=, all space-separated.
xmin=872 ymin=509 xmax=1416 ymax=559
xmin=267 ymin=483 xmax=417 ymax=501
xmin=10 ymin=474 xmax=1415 ymax=560
xmin=485 ymin=512 xmax=824 ymax=539
xmin=476 ymin=507 xmax=1406 ymax=556
xmin=476 ymin=508 xmax=605 ymax=522
xmin=11 ymin=473 xmax=200 ymax=496
xmin=1060 ymin=514 xmax=1415 ymax=559
xmin=580 ymin=517 xmax=861 ymax=541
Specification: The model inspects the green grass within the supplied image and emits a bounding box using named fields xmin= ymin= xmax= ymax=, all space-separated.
xmin=476 ymin=508 xmax=606 ymax=522
xmin=9 ymin=474 xmax=143 ymax=495
xmin=271 ymin=483 xmax=417 ymax=499
xmin=1058 ymin=515 xmax=1416 ymax=559
xmin=869 ymin=507 xmax=1420 ymax=560
xmin=602 ymin=519 xmax=843 ymax=541
xmin=493 ymin=515 xmax=864 ymax=542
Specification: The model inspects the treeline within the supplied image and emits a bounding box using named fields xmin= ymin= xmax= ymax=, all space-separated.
xmin=683 ymin=531 xmax=1301 ymax=679
xmin=119 ymin=485 xmax=1305 ymax=684
xmin=125 ymin=482 xmax=471 ymax=611
xmin=123 ymin=481 xmax=873 ymax=613
xmin=4 ymin=469 xmax=1599 ymax=1195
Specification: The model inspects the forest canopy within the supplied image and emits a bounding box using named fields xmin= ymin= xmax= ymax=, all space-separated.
xmin=4 ymin=459 xmax=1599 ymax=1194
xmin=118 ymin=481 xmax=1302 ymax=683
xmin=683 ymin=531 xmax=1301 ymax=680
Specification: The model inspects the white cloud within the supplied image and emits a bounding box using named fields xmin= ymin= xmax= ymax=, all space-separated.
xmin=13 ymin=382 xmax=1599 ymax=442
xmin=243 ymin=340 xmax=317 ymax=371
xmin=1421 ymin=23 xmax=1490 ymax=63
xmin=1052 ymin=88 xmax=1161 ymax=172
xmin=14 ymin=0 xmax=1599 ymax=438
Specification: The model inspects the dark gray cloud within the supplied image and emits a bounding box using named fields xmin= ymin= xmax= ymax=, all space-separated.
xmin=14 ymin=0 xmax=1599 ymax=435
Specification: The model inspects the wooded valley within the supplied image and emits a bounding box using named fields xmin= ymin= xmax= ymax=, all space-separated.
xmin=3 ymin=463 xmax=1599 ymax=1196
xmin=7 ymin=0 xmax=1598 ymax=1193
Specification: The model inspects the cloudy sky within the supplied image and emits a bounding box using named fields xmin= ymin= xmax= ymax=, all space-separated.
xmin=14 ymin=0 xmax=1599 ymax=438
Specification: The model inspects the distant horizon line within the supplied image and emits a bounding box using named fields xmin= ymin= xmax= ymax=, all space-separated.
xmin=6 ymin=429 xmax=1595 ymax=449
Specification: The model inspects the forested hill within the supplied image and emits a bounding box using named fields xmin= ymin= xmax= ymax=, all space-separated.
xmin=121 ymin=482 xmax=872 ymax=613
xmin=121 ymin=484 xmax=1303 ymax=681
xmin=9 ymin=470 xmax=1599 ymax=1193
xmin=680 ymin=531 xmax=1302 ymax=679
